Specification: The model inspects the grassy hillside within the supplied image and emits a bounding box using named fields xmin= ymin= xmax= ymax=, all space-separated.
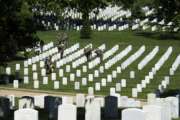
xmin=0 ymin=30 xmax=180 ymax=99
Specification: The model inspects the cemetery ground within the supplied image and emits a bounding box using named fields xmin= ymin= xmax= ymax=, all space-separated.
xmin=0 ymin=30 xmax=180 ymax=99
xmin=0 ymin=30 xmax=180 ymax=120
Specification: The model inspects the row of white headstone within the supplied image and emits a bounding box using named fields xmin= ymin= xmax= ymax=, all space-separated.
xmin=72 ymin=44 xmax=106 ymax=69
xmin=25 ymin=46 xmax=58 ymax=66
xmin=8 ymin=92 xmax=179 ymax=120
xmin=105 ymin=45 xmax=132 ymax=69
xmin=154 ymin=47 xmax=172 ymax=71
xmin=56 ymin=44 xmax=92 ymax=68
xmin=27 ymin=42 xmax=79 ymax=67
xmin=158 ymin=54 xmax=180 ymax=91
xmin=138 ymin=46 xmax=159 ymax=70
xmin=38 ymin=4 xmax=180 ymax=33
xmin=121 ymin=45 xmax=145 ymax=70
xmin=132 ymin=47 xmax=173 ymax=97
xmin=51 ymin=43 xmax=80 ymax=62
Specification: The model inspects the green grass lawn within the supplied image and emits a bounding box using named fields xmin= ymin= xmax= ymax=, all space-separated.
xmin=1 ymin=30 xmax=180 ymax=100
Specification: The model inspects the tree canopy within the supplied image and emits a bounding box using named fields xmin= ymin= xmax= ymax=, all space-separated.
xmin=0 ymin=0 xmax=39 ymax=60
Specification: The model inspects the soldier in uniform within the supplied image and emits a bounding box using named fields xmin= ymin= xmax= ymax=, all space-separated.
xmin=58 ymin=43 xmax=65 ymax=59
xmin=95 ymin=48 xmax=103 ymax=62
xmin=40 ymin=40 xmax=44 ymax=53
xmin=57 ymin=32 xmax=68 ymax=47
xmin=57 ymin=32 xmax=68 ymax=59
xmin=84 ymin=45 xmax=93 ymax=61
xmin=45 ymin=56 xmax=53 ymax=74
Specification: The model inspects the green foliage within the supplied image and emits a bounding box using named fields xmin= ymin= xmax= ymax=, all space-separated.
xmin=149 ymin=0 xmax=180 ymax=29
xmin=0 ymin=0 xmax=39 ymax=60
xmin=69 ymin=0 xmax=109 ymax=39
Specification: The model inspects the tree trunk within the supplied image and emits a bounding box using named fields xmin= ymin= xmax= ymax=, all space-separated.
xmin=80 ymin=10 xmax=91 ymax=39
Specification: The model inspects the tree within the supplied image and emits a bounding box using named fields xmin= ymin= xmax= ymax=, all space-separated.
xmin=70 ymin=0 xmax=109 ymax=39
xmin=0 ymin=0 xmax=39 ymax=60
xmin=153 ymin=0 xmax=180 ymax=28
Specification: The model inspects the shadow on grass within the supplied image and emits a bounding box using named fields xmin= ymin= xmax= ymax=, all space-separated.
xmin=134 ymin=31 xmax=180 ymax=41
xmin=0 ymin=74 xmax=23 ymax=85
xmin=0 ymin=55 xmax=26 ymax=67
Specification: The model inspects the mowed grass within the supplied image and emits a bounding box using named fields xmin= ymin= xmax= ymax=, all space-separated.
xmin=1 ymin=30 xmax=180 ymax=100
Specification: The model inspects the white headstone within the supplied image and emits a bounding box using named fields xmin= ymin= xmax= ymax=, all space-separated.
xmin=34 ymin=95 xmax=46 ymax=109
xmin=43 ymin=76 xmax=48 ymax=85
xmin=164 ymin=76 xmax=170 ymax=85
xmin=95 ymin=83 xmax=101 ymax=91
xmin=24 ymin=61 xmax=28 ymax=67
xmin=40 ymin=61 xmax=45 ymax=68
xmin=13 ymin=80 xmax=19 ymax=88
xmin=85 ymin=99 xmax=101 ymax=120
xmin=54 ymin=81 xmax=60 ymax=89
xmin=110 ymin=87 xmax=116 ymax=96
xmin=32 ymin=64 xmax=37 ymax=71
xmin=120 ymin=96 xmax=128 ymax=107
xmin=88 ymin=74 xmax=93 ymax=82
xmin=33 ymin=72 xmax=38 ymax=80
xmin=117 ymin=66 xmax=122 ymax=73
xmin=101 ymin=78 xmax=107 ymax=87
xmin=24 ymin=76 xmax=29 ymax=84
xmin=6 ymin=67 xmax=11 ymax=75
xmin=66 ymin=65 xmax=71 ymax=73
xmin=58 ymin=104 xmax=77 ymax=120
xmin=143 ymin=105 xmax=163 ymax=120
xmin=88 ymin=87 xmax=94 ymax=96
xmin=82 ymin=78 xmax=87 ymax=86
xmin=28 ymin=59 xmax=32 ymax=65
xmin=165 ymin=97 xmax=179 ymax=119
xmin=122 ymin=108 xmax=146 ymax=120
xmin=107 ymin=75 xmax=112 ymax=82
xmin=24 ymin=68 xmax=28 ymax=75
xmin=147 ymin=93 xmax=156 ymax=104
xmin=95 ymin=97 xmax=105 ymax=107
xmin=59 ymin=69 xmax=64 ymax=77
xmin=76 ymin=94 xmax=85 ymax=107
xmin=83 ymin=65 xmax=87 ymax=73
xmin=70 ymin=73 xmax=75 ymax=81
xmin=141 ymin=80 xmax=147 ymax=88
xmin=154 ymin=98 xmax=171 ymax=120
xmin=137 ymin=84 xmax=142 ymax=92
xmin=41 ymin=68 xmax=46 ymax=76
xmin=16 ymin=64 xmax=20 ymax=71
xmin=112 ymin=71 xmax=117 ymax=78
xmin=121 ymin=79 xmax=126 ymax=87
xmin=62 ymin=77 xmax=68 ymax=85
xmin=145 ymin=76 xmax=150 ymax=84
xmin=94 ymin=70 xmax=99 ymax=78
xmin=14 ymin=108 xmax=38 ymax=120
xmin=116 ymin=83 xmax=121 ymax=92
xmin=74 ymin=82 xmax=80 ymax=90
xmin=34 ymin=80 xmax=39 ymax=89
xmin=132 ymin=88 xmax=138 ymax=98
xmin=76 ymin=69 xmax=81 ymax=77
xmin=99 ymin=66 xmax=104 ymax=73
xmin=51 ymin=73 xmax=56 ymax=81
xmin=169 ymin=68 xmax=174 ymax=75
xmin=130 ymin=71 xmax=135 ymax=79
xmin=62 ymin=96 xmax=74 ymax=104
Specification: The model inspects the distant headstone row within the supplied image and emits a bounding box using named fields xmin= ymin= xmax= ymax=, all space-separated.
xmin=33 ymin=5 xmax=179 ymax=32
